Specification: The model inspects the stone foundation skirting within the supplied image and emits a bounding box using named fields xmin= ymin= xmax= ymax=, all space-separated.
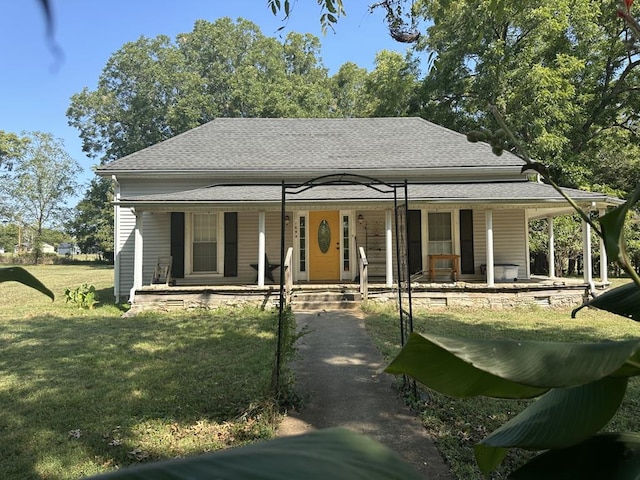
xmin=370 ymin=287 xmax=588 ymax=309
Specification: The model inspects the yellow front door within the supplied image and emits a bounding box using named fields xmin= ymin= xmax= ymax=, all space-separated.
xmin=309 ymin=211 xmax=341 ymax=281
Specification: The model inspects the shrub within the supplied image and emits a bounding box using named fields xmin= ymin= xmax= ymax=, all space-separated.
xmin=64 ymin=283 xmax=98 ymax=309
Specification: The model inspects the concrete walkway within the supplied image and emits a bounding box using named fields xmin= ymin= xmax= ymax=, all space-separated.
xmin=277 ymin=309 xmax=453 ymax=479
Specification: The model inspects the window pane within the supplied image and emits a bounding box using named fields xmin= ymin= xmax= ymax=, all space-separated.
xmin=428 ymin=213 xmax=451 ymax=242
xmin=193 ymin=242 xmax=217 ymax=272
xmin=428 ymin=213 xmax=452 ymax=269
xmin=193 ymin=213 xmax=217 ymax=272
xmin=299 ymin=216 xmax=306 ymax=272
xmin=343 ymin=215 xmax=350 ymax=271
xmin=194 ymin=214 xmax=217 ymax=242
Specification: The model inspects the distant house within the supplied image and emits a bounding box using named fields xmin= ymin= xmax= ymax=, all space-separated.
xmin=14 ymin=243 xmax=55 ymax=254
xmin=58 ymin=242 xmax=81 ymax=256
xmin=96 ymin=117 xmax=620 ymax=305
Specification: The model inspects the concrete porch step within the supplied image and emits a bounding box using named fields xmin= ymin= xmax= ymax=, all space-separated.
xmin=290 ymin=290 xmax=362 ymax=310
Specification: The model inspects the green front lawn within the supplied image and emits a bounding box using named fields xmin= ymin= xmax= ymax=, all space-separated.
xmin=0 ymin=264 xmax=282 ymax=480
xmin=364 ymin=298 xmax=640 ymax=479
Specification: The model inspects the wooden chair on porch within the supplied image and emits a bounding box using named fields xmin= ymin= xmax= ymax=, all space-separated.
xmin=152 ymin=256 xmax=173 ymax=286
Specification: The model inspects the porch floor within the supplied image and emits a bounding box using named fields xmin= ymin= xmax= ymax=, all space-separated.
xmin=133 ymin=275 xmax=605 ymax=310
xmin=139 ymin=274 xmax=604 ymax=291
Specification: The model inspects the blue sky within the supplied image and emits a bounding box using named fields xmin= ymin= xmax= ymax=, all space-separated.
xmin=1 ymin=0 xmax=416 ymax=205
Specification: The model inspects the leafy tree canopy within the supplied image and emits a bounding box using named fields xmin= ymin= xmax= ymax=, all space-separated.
xmin=66 ymin=177 xmax=114 ymax=255
xmin=68 ymin=18 xmax=340 ymax=163
xmin=0 ymin=131 xmax=28 ymax=171
xmin=5 ymin=132 xmax=81 ymax=262
xmin=412 ymin=0 xmax=640 ymax=190
xmin=268 ymin=0 xmax=346 ymax=34
xmin=68 ymin=17 xmax=422 ymax=164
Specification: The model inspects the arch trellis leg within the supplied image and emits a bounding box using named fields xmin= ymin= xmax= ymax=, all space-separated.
xmin=274 ymin=181 xmax=287 ymax=395
xmin=403 ymin=181 xmax=414 ymax=339
xmin=394 ymin=181 xmax=416 ymax=396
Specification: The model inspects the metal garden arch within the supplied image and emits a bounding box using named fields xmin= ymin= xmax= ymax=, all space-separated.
xmin=273 ymin=173 xmax=415 ymax=394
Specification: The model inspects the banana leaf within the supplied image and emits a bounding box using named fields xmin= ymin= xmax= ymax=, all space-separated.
xmin=0 ymin=267 xmax=54 ymax=300
xmin=509 ymin=432 xmax=640 ymax=479
xmin=475 ymin=376 xmax=628 ymax=474
xmin=599 ymin=182 xmax=640 ymax=267
xmin=385 ymin=332 xmax=640 ymax=395
xmin=572 ymin=282 xmax=640 ymax=321
xmin=88 ymin=428 xmax=423 ymax=480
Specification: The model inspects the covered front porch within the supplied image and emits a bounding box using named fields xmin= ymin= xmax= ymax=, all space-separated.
xmin=116 ymin=180 xmax=616 ymax=307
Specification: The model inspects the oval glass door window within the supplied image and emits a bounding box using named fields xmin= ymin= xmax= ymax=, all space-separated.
xmin=318 ymin=219 xmax=331 ymax=253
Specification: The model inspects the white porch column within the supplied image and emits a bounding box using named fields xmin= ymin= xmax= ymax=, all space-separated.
xmin=129 ymin=210 xmax=144 ymax=303
xmin=112 ymin=175 xmax=121 ymax=302
xmin=599 ymin=208 xmax=608 ymax=283
xmin=547 ymin=216 xmax=555 ymax=278
xmin=258 ymin=211 xmax=266 ymax=287
xmin=486 ymin=209 xmax=495 ymax=287
xmin=385 ymin=210 xmax=393 ymax=287
xmin=582 ymin=218 xmax=595 ymax=292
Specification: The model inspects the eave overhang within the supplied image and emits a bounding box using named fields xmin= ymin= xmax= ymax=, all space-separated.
xmin=112 ymin=181 xmax=622 ymax=212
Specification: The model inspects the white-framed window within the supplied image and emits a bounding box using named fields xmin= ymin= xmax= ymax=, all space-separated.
xmin=188 ymin=212 xmax=222 ymax=274
xmin=428 ymin=212 xmax=453 ymax=269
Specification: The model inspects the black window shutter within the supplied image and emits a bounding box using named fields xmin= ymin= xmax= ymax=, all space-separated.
xmin=459 ymin=209 xmax=475 ymax=274
xmin=407 ymin=210 xmax=423 ymax=275
xmin=170 ymin=212 xmax=185 ymax=278
xmin=224 ymin=212 xmax=238 ymax=277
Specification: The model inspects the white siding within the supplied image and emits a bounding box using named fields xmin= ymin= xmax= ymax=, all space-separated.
xmin=120 ymin=203 xmax=295 ymax=291
xmin=117 ymin=207 xmax=136 ymax=298
xmin=237 ymin=211 xmax=293 ymax=283
xmin=354 ymin=209 xmax=397 ymax=280
xmin=473 ymin=211 xmax=487 ymax=275
xmin=493 ymin=210 xmax=528 ymax=279
xmin=118 ymin=179 xmax=202 ymax=297
xmin=143 ymin=212 xmax=171 ymax=285
xmin=472 ymin=209 xmax=528 ymax=280
xmin=237 ymin=211 xmax=259 ymax=283
xmin=119 ymin=178 xmax=210 ymax=196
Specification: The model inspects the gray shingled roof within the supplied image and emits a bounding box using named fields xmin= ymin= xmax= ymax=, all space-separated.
xmin=98 ymin=117 xmax=524 ymax=175
xmin=119 ymin=181 xmax=618 ymax=206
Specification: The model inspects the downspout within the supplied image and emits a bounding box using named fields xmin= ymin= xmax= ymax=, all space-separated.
xmin=112 ymin=175 xmax=121 ymax=303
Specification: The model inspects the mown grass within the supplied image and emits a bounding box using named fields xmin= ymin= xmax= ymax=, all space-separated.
xmin=0 ymin=264 xmax=284 ymax=480
xmin=364 ymin=290 xmax=640 ymax=479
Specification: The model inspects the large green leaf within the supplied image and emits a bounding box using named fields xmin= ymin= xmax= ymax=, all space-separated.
xmin=0 ymin=267 xmax=54 ymax=300
xmin=599 ymin=182 xmax=640 ymax=267
xmin=509 ymin=432 xmax=640 ymax=479
xmin=88 ymin=428 xmax=423 ymax=480
xmin=572 ymin=282 xmax=640 ymax=321
xmin=385 ymin=332 xmax=547 ymax=398
xmin=612 ymin=348 xmax=640 ymax=378
xmin=475 ymin=376 xmax=628 ymax=475
xmin=385 ymin=333 xmax=640 ymax=395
